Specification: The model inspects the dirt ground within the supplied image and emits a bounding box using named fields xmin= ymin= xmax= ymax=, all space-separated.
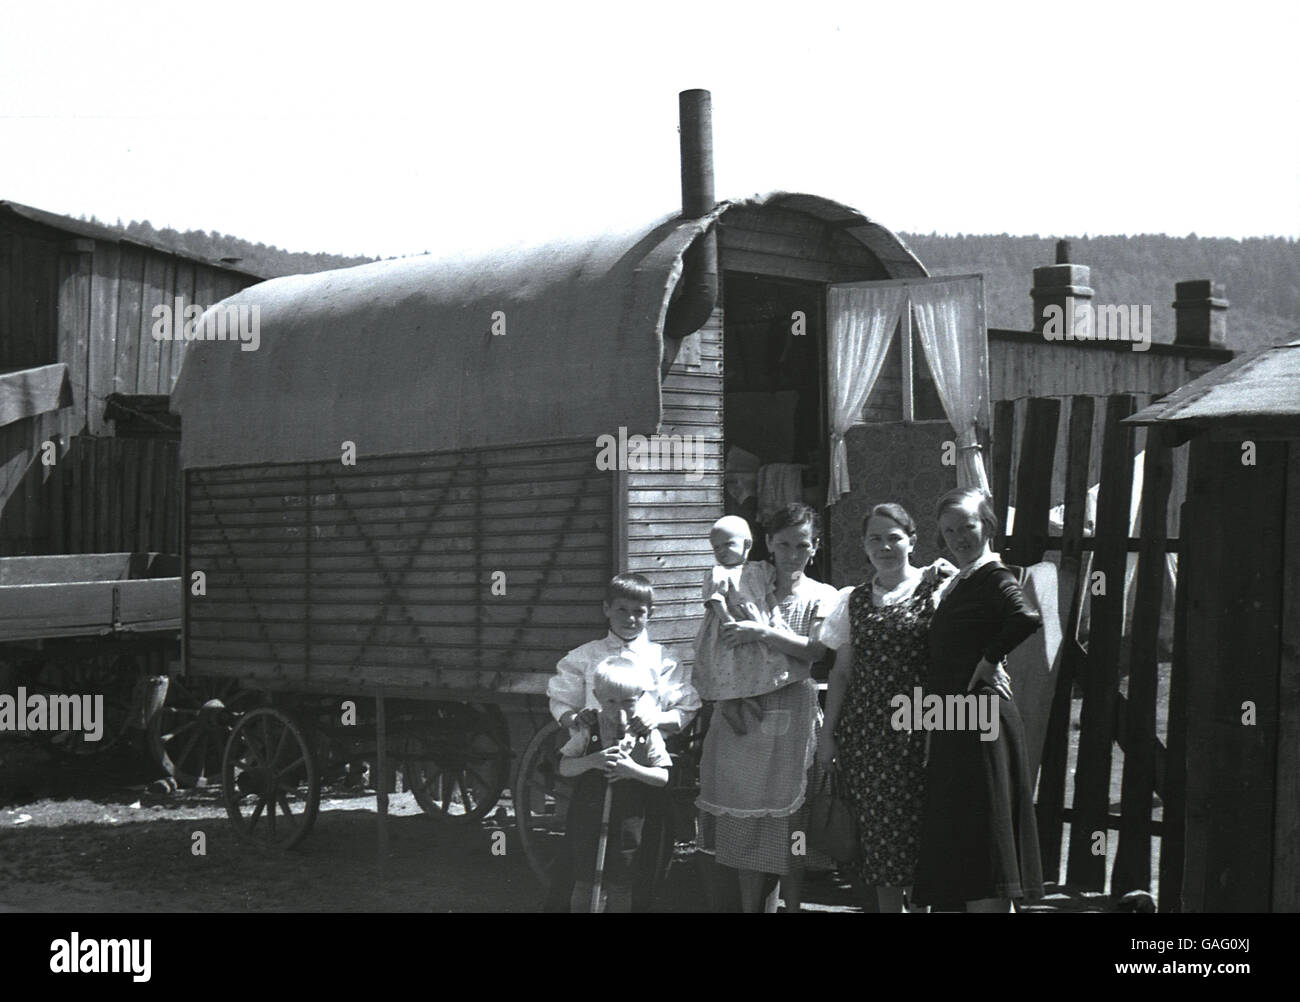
xmin=0 ymin=733 xmax=855 ymax=913
xmin=1 ymin=691 xmax=1143 ymax=914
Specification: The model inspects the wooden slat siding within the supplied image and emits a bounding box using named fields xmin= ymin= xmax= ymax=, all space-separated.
xmin=0 ymin=230 xmax=12 ymax=364
xmin=186 ymin=440 xmax=612 ymax=688
xmin=86 ymin=243 xmax=121 ymax=436
xmin=1007 ymin=397 xmax=1059 ymax=565
xmin=1275 ymin=444 xmax=1300 ymax=911
xmin=48 ymin=426 xmax=64 ymax=554
xmin=625 ymin=309 xmax=723 ymax=667
xmin=104 ymin=438 xmax=119 ymax=551
xmin=190 ymin=266 xmax=219 ymax=388
xmin=56 ymin=244 xmax=93 ymax=435
xmin=1036 ymin=395 xmax=1095 ymax=881
xmin=1066 ymin=394 xmax=1137 ymax=889
xmin=67 ymin=437 xmax=82 ymax=554
xmin=137 ymin=253 xmax=172 ymax=395
xmin=1158 ymin=492 xmax=1191 ymax=911
xmin=120 ymin=438 xmax=140 ymax=553
xmin=1190 ymin=439 xmax=1285 ymax=911
xmin=172 ymin=260 xmax=199 ymax=389
xmin=988 ymin=338 xmax=1194 ymax=401
xmin=719 ymin=209 xmax=889 ymax=287
xmin=163 ymin=442 xmax=180 ymax=552
xmin=113 ymin=246 xmax=146 ymax=403
xmin=8 ymin=229 xmax=58 ymax=366
xmin=991 ymin=400 xmax=1015 ymax=534
xmin=1112 ymin=426 xmax=1174 ymax=895
xmin=720 ymin=207 xmax=885 ymax=267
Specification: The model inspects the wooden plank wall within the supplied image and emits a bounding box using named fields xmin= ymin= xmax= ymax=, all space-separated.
xmin=625 ymin=309 xmax=724 ymax=668
xmin=0 ymin=436 xmax=179 ymax=556
xmin=0 ymin=219 xmax=60 ymax=369
xmin=82 ymin=247 xmax=252 ymax=434
xmin=1178 ymin=436 xmax=1286 ymax=911
xmin=718 ymin=206 xmax=886 ymax=286
xmin=989 ymin=333 xmax=1200 ymax=400
xmin=186 ymin=441 xmax=613 ymax=691
xmin=1276 ymin=443 xmax=1300 ymax=911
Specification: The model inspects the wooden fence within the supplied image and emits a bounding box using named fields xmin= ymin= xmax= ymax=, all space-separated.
xmin=992 ymin=393 xmax=1187 ymax=907
xmin=0 ymin=435 xmax=179 ymax=557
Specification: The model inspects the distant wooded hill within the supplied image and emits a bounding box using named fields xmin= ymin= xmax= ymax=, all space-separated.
xmin=902 ymin=233 xmax=1299 ymax=354
xmin=88 ymin=217 xmax=1298 ymax=355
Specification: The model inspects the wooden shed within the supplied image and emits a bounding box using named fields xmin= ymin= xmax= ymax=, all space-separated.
xmin=0 ymin=200 xmax=263 ymax=555
xmin=1129 ymin=338 xmax=1300 ymax=912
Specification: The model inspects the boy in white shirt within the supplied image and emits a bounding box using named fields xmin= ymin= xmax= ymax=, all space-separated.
xmin=548 ymin=573 xmax=700 ymax=737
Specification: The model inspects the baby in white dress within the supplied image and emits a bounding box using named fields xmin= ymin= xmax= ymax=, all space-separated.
xmin=694 ymin=516 xmax=793 ymax=733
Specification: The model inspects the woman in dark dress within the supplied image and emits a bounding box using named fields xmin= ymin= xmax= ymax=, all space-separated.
xmin=912 ymin=487 xmax=1043 ymax=912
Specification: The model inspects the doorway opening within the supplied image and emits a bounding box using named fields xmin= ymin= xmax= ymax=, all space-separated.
xmin=720 ymin=271 xmax=830 ymax=580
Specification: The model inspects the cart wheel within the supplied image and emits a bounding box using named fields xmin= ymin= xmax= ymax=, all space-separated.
xmin=24 ymin=654 xmax=138 ymax=757
xmin=514 ymin=719 xmax=573 ymax=887
xmin=149 ymin=675 xmax=260 ymax=787
xmin=222 ymin=706 xmax=319 ymax=850
xmin=403 ymin=703 xmax=510 ymax=824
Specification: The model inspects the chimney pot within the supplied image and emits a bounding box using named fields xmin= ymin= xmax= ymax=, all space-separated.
xmin=1031 ymin=262 xmax=1093 ymax=333
xmin=1173 ymin=279 xmax=1229 ymax=348
xmin=1055 ymin=239 xmax=1071 ymax=264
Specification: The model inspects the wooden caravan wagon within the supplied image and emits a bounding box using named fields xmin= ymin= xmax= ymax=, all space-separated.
xmin=171 ymin=91 xmax=990 ymax=874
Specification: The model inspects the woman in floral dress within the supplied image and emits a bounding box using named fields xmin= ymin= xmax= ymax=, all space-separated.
xmin=818 ymin=503 xmax=952 ymax=912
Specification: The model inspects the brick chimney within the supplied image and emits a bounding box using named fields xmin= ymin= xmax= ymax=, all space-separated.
xmin=1173 ymin=280 xmax=1229 ymax=348
xmin=1031 ymin=239 xmax=1094 ymax=333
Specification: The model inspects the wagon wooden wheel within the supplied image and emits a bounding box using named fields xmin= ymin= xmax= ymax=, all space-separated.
xmin=514 ymin=719 xmax=574 ymax=887
xmin=222 ymin=706 xmax=319 ymax=850
xmin=148 ymin=675 xmax=259 ymax=787
xmin=402 ymin=702 xmax=510 ymax=824
xmin=24 ymin=653 xmax=139 ymax=758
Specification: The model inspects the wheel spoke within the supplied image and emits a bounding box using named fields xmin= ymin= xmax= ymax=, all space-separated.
xmin=249 ymin=797 xmax=266 ymax=830
xmin=271 ymin=724 xmax=290 ymax=770
xmin=275 ymin=755 xmax=306 ymax=784
xmin=175 ymin=721 xmax=204 ymax=768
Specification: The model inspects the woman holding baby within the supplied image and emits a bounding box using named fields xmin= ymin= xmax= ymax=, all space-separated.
xmin=694 ymin=501 xmax=839 ymax=913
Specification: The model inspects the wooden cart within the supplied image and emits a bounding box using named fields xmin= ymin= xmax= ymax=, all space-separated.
xmin=0 ymin=552 xmax=180 ymax=757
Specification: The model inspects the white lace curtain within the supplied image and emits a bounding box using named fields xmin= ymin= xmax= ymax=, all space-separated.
xmin=826 ymin=275 xmax=990 ymax=504
xmin=827 ymin=284 xmax=909 ymax=504
xmin=911 ymin=277 xmax=991 ymax=494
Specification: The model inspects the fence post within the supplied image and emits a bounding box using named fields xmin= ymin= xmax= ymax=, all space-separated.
xmin=1066 ymin=394 xmax=1136 ymax=889
xmin=1112 ymin=426 xmax=1174 ymax=895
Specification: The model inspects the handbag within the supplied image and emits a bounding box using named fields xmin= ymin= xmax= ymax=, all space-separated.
xmin=805 ymin=771 xmax=859 ymax=862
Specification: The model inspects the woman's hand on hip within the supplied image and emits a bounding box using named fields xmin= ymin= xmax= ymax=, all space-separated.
xmin=967 ymin=658 xmax=1013 ymax=701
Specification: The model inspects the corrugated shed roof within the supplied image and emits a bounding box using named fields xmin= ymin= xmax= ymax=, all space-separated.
xmin=0 ymin=200 xmax=266 ymax=279
xmin=1128 ymin=337 xmax=1300 ymax=427
xmin=172 ymin=192 xmax=924 ymax=470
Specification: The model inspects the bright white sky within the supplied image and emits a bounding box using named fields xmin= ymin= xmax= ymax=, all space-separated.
xmin=2 ymin=0 xmax=1295 ymax=259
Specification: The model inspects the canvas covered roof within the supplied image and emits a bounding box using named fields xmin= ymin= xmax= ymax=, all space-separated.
xmin=1128 ymin=337 xmax=1300 ymax=430
xmin=171 ymin=192 xmax=924 ymax=470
